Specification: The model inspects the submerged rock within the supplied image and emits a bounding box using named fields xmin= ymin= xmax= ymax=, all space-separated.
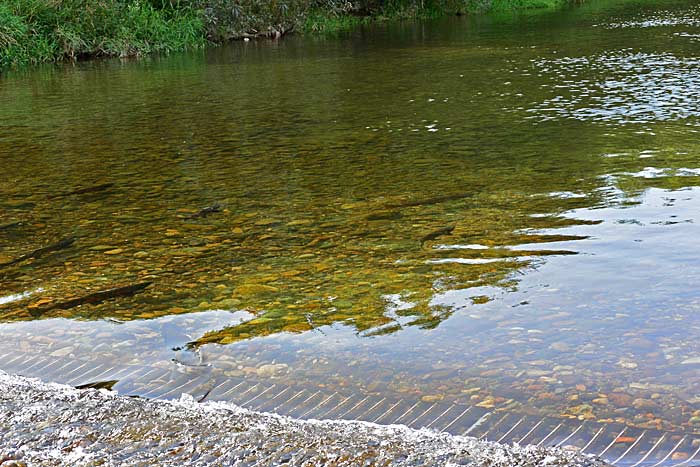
xmin=0 ymin=372 xmax=609 ymax=467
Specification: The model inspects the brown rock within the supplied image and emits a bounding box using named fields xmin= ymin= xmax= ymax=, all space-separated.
xmin=633 ymin=398 xmax=658 ymax=410
xmin=608 ymin=392 xmax=633 ymax=407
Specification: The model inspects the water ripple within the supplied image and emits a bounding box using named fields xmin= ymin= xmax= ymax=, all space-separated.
xmin=597 ymin=6 xmax=700 ymax=28
xmin=528 ymin=51 xmax=700 ymax=124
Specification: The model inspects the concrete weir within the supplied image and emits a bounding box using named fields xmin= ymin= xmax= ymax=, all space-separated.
xmin=0 ymin=371 xmax=609 ymax=467
xmin=1 ymin=351 xmax=699 ymax=466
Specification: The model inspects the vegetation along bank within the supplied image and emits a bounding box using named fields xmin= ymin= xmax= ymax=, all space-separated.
xmin=1 ymin=0 xmax=571 ymax=68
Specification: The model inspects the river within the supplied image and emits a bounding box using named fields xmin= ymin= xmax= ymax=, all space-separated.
xmin=1 ymin=0 xmax=700 ymax=464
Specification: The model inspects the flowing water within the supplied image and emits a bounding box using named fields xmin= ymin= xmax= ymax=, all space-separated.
xmin=2 ymin=0 xmax=700 ymax=462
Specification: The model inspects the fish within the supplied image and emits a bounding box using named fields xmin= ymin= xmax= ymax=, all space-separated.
xmin=0 ymin=221 xmax=21 ymax=231
xmin=47 ymin=183 xmax=114 ymax=199
xmin=190 ymin=203 xmax=223 ymax=218
xmin=76 ymin=380 xmax=118 ymax=391
xmin=420 ymin=226 xmax=455 ymax=246
xmin=0 ymin=237 xmax=75 ymax=268
xmin=365 ymin=211 xmax=403 ymax=221
xmin=32 ymin=282 xmax=153 ymax=313
xmin=386 ymin=192 xmax=472 ymax=208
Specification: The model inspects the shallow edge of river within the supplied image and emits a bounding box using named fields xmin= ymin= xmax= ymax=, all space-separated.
xmin=0 ymin=371 xmax=609 ymax=467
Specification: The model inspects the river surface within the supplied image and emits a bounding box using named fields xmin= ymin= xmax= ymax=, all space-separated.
xmin=2 ymin=0 xmax=700 ymax=436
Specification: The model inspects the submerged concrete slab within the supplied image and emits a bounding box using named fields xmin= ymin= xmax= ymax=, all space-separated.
xmin=1 ymin=351 xmax=699 ymax=466
xmin=0 ymin=371 xmax=610 ymax=467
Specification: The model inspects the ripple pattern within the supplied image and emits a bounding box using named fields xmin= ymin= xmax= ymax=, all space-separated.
xmin=528 ymin=51 xmax=700 ymax=124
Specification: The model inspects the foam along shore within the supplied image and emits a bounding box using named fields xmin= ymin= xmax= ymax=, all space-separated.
xmin=0 ymin=372 xmax=609 ymax=467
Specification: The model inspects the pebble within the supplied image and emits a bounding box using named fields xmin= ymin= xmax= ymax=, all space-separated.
xmin=49 ymin=346 xmax=74 ymax=357
xmin=256 ymin=363 xmax=289 ymax=378
xmin=617 ymin=358 xmax=638 ymax=369
xmin=234 ymin=284 xmax=280 ymax=295
xmin=475 ymin=398 xmax=496 ymax=408
xmin=608 ymin=392 xmax=633 ymax=406
xmin=549 ymin=342 xmax=571 ymax=352
xmin=525 ymin=369 xmax=551 ymax=377
xmin=632 ymin=398 xmax=658 ymax=410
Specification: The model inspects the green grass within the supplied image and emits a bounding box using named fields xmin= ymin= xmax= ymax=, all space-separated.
xmin=0 ymin=0 xmax=205 ymax=68
xmin=301 ymin=0 xmax=567 ymax=34
xmin=488 ymin=0 xmax=565 ymax=10
xmin=303 ymin=9 xmax=370 ymax=34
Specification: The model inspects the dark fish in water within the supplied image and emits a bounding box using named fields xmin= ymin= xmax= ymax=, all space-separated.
xmin=76 ymin=380 xmax=118 ymax=391
xmin=420 ymin=226 xmax=455 ymax=245
xmin=0 ymin=237 xmax=75 ymax=268
xmin=47 ymin=183 xmax=114 ymax=199
xmin=386 ymin=193 xmax=472 ymax=209
xmin=0 ymin=221 xmax=21 ymax=231
xmin=366 ymin=211 xmax=403 ymax=221
xmin=31 ymin=282 xmax=153 ymax=313
xmin=2 ymin=201 xmax=35 ymax=210
xmin=190 ymin=203 xmax=223 ymax=218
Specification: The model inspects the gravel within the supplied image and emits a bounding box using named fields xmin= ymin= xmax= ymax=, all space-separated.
xmin=0 ymin=371 xmax=610 ymax=467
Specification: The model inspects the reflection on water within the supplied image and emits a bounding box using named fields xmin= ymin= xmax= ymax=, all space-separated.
xmin=529 ymin=51 xmax=700 ymax=124
xmin=2 ymin=0 xmax=700 ymax=434
xmin=601 ymin=4 xmax=700 ymax=28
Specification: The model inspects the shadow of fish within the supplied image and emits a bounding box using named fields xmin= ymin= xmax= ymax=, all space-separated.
xmin=190 ymin=203 xmax=223 ymax=218
xmin=32 ymin=282 xmax=152 ymax=314
xmin=47 ymin=183 xmax=114 ymax=199
xmin=76 ymin=380 xmax=119 ymax=391
xmin=420 ymin=226 xmax=455 ymax=246
xmin=386 ymin=193 xmax=472 ymax=209
xmin=0 ymin=237 xmax=75 ymax=268
xmin=0 ymin=221 xmax=21 ymax=231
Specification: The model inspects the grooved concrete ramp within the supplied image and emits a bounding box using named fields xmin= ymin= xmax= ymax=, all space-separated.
xmin=2 ymin=350 xmax=699 ymax=466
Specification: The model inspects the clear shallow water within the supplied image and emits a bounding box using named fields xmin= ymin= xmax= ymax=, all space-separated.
xmin=2 ymin=0 xmax=700 ymax=435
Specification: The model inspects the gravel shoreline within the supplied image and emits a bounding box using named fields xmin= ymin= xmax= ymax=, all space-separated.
xmin=0 ymin=372 xmax=610 ymax=467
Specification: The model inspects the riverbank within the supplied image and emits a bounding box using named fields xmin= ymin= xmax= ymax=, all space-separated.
xmin=0 ymin=0 xmax=568 ymax=68
xmin=0 ymin=371 xmax=608 ymax=466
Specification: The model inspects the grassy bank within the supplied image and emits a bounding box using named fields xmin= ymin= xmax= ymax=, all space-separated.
xmin=0 ymin=0 xmax=205 ymax=67
xmin=303 ymin=0 xmax=566 ymax=33
xmin=1 ymin=0 xmax=567 ymax=67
